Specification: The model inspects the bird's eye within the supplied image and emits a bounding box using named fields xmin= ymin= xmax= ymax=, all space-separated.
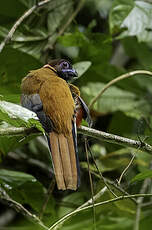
xmin=60 ymin=61 xmax=69 ymax=68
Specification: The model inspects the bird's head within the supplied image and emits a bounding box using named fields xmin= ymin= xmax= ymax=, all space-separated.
xmin=45 ymin=59 xmax=78 ymax=81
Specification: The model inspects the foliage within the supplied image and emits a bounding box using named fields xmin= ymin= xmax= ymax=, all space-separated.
xmin=1 ymin=0 xmax=152 ymax=229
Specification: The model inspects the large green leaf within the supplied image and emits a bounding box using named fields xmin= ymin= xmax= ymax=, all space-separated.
xmin=47 ymin=0 xmax=74 ymax=34
xmin=109 ymin=0 xmax=134 ymax=34
xmin=73 ymin=61 xmax=92 ymax=79
xmin=0 ymin=47 xmax=41 ymax=100
xmin=110 ymin=0 xmax=152 ymax=42
xmin=122 ymin=37 xmax=152 ymax=69
xmin=59 ymin=31 xmax=112 ymax=64
xmin=0 ymin=47 xmax=41 ymax=84
xmin=0 ymin=26 xmax=48 ymax=59
xmin=0 ymin=101 xmax=42 ymax=154
xmin=0 ymin=100 xmax=41 ymax=128
xmin=0 ymin=130 xmax=38 ymax=155
xmin=0 ymin=169 xmax=55 ymax=213
xmin=131 ymin=170 xmax=152 ymax=183
xmin=46 ymin=0 xmax=74 ymax=45
xmin=0 ymin=169 xmax=37 ymax=187
xmin=81 ymin=82 xmax=150 ymax=118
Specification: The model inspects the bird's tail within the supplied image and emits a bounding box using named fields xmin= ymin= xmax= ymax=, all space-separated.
xmin=48 ymin=131 xmax=80 ymax=190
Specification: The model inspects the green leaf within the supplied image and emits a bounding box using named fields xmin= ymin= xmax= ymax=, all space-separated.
xmin=0 ymin=169 xmax=55 ymax=213
xmin=81 ymin=82 xmax=150 ymax=118
xmin=110 ymin=0 xmax=152 ymax=42
xmin=73 ymin=61 xmax=92 ymax=78
xmin=0 ymin=169 xmax=36 ymax=187
xmin=0 ymin=100 xmax=39 ymax=128
xmin=58 ymin=192 xmax=85 ymax=217
xmin=0 ymin=101 xmax=43 ymax=154
xmin=0 ymin=47 xmax=41 ymax=99
xmin=122 ymin=37 xmax=152 ymax=77
xmin=131 ymin=170 xmax=152 ymax=183
xmin=0 ymin=131 xmax=38 ymax=155
xmin=59 ymin=31 xmax=112 ymax=65
xmin=46 ymin=0 xmax=74 ymax=46
xmin=80 ymin=33 xmax=112 ymax=64
xmin=109 ymin=0 xmax=134 ymax=35
xmin=47 ymin=0 xmax=74 ymax=33
xmin=58 ymin=31 xmax=88 ymax=47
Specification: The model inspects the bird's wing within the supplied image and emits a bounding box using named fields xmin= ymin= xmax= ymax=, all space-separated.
xmin=21 ymin=93 xmax=53 ymax=132
xmin=78 ymin=96 xmax=92 ymax=127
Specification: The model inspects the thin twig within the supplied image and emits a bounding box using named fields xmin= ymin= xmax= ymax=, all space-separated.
xmin=89 ymin=70 xmax=152 ymax=109
xmin=57 ymin=0 xmax=85 ymax=37
xmin=77 ymin=186 xmax=107 ymax=210
xmin=106 ymin=179 xmax=137 ymax=204
xmin=84 ymin=138 xmax=96 ymax=230
xmin=141 ymin=201 xmax=152 ymax=207
xmin=39 ymin=179 xmax=55 ymax=219
xmin=85 ymin=168 xmax=137 ymax=204
xmin=0 ymin=0 xmax=52 ymax=53
xmin=134 ymin=179 xmax=150 ymax=230
xmin=51 ymin=186 xmax=107 ymax=230
xmin=117 ymin=153 xmax=135 ymax=185
xmin=48 ymin=193 xmax=152 ymax=230
xmin=0 ymin=188 xmax=48 ymax=229
xmin=87 ymin=142 xmax=117 ymax=197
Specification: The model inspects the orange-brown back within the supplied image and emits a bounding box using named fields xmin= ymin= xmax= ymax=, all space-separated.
xmin=21 ymin=67 xmax=75 ymax=135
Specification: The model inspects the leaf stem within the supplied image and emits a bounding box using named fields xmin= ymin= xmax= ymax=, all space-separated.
xmin=48 ymin=193 xmax=152 ymax=230
xmin=89 ymin=70 xmax=152 ymax=109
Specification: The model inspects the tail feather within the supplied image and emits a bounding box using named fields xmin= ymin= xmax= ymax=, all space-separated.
xmin=49 ymin=131 xmax=79 ymax=190
xmin=49 ymin=132 xmax=66 ymax=190
xmin=67 ymin=133 xmax=77 ymax=190
xmin=58 ymin=134 xmax=73 ymax=189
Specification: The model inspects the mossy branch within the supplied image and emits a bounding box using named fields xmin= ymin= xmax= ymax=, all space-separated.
xmin=1 ymin=125 xmax=152 ymax=154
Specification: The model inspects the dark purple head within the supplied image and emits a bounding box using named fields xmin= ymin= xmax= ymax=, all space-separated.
xmin=48 ymin=59 xmax=78 ymax=81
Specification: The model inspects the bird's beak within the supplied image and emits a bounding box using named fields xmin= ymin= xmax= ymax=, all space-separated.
xmin=62 ymin=68 xmax=78 ymax=79
xmin=70 ymin=68 xmax=78 ymax=78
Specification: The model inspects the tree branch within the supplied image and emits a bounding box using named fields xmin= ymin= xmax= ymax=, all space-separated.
xmin=0 ymin=0 xmax=52 ymax=53
xmin=1 ymin=125 xmax=152 ymax=154
xmin=78 ymin=126 xmax=152 ymax=154
xmin=0 ymin=127 xmax=40 ymax=136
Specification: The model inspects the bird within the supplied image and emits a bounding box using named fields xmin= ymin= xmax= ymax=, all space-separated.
xmin=21 ymin=59 xmax=91 ymax=190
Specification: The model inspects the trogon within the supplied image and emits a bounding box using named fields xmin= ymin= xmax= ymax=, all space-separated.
xmin=21 ymin=59 xmax=91 ymax=190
